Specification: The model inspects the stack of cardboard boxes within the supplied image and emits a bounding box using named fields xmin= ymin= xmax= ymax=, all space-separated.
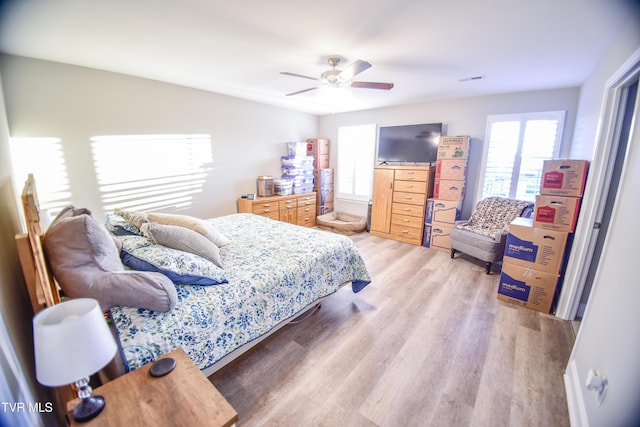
xmin=307 ymin=138 xmax=334 ymax=216
xmin=423 ymin=136 xmax=470 ymax=252
xmin=497 ymin=159 xmax=589 ymax=313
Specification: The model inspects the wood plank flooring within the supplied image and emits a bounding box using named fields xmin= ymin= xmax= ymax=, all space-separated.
xmin=209 ymin=233 xmax=576 ymax=426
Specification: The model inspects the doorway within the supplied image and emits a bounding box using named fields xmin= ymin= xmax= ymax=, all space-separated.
xmin=576 ymin=79 xmax=638 ymax=319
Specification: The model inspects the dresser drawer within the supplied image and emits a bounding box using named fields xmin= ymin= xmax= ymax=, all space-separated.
xmin=263 ymin=211 xmax=280 ymax=221
xmin=297 ymin=211 xmax=316 ymax=227
xmin=395 ymin=169 xmax=428 ymax=182
xmin=252 ymin=202 xmax=277 ymax=215
xmin=297 ymin=194 xmax=316 ymax=207
xmin=279 ymin=199 xmax=297 ymax=210
xmin=392 ymin=191 xmax=426 ymax=206
xmin=392 ymin=202 xmax=425 ymax=217
xmin=390 ymin=224 xmax=423 ymax=242
xmin=391 ymin=214 xmax=423 ymax=228
xmin=394 ymin=180 xmax=427 ymax=194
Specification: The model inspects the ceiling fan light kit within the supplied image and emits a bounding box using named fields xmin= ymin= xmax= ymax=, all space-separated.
xmin=282 ymin=56 xmax=394 ymax=96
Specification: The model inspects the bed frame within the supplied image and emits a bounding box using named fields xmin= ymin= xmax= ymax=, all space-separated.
xmin=15 ymin=174 xmax=60 ymax=314
xmin=15 ymin=174 xmax=332 ymax=379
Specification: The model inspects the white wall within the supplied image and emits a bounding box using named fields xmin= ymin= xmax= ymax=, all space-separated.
xmin=318 ymin=88 xmax=580 ymax=219
xmin=0 ymin=55 xmax=318 ymax=221
xmin=564 ymin=14 xmax=640 ymax=426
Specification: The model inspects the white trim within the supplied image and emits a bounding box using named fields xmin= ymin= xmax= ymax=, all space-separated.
xmin=555 ymin=47 xmax=640 ymax=320
xmin=564 ymin=359 xmax=589 ymax=427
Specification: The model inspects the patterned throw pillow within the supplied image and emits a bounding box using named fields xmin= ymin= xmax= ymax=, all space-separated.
xmin=117 ymin=235 xmax=228 ymax=286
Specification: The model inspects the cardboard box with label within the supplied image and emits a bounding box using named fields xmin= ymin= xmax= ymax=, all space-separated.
xmin=423 ymin=220 xmax=454 ymax=252
xmin=425 ymin=199 xmax=463 ymax=224
xmin=433 ymin=179 xmax=465 ymax=201
xmin=540 ymin=159 xmax=589 ymax=197
xmin=504 ymin=217 xmax=569 ymax=274
xmin=313 ymin=168 xmax=334 ymax=188
xmin=497 ymin=262 xmax=560 ymax=313
xmin=306 ymin=138 xmax=330 ymax=155
xmin=435 ymin=159 xmax=468 ymax=181
xmin=533 ymin=195 xmax=581 ymax=232
xmin=437 ymin=136 xmax=470 ymax=160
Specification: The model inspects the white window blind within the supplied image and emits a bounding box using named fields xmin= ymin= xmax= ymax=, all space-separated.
xmin=91 ymin=134 xmax=213 ymax=212
xmin=478 ymin=111 xmax=565 ymax=202
xmin=10 ymin=137 xmax=72 ymax=218
xmin=337 ymin=124 xmax=376 ymax=201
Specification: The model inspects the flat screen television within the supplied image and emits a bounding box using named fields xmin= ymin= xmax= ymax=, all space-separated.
xmin=377 ymin=123 xmax=442 ymax=164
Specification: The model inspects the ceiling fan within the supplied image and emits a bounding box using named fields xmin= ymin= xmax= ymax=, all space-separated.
xmin=281 ymin=57 xmax=394 ymax=96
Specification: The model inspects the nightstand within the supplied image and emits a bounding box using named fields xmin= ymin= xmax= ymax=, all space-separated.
xmin=67 ymin=348 xmax=237 ymax=426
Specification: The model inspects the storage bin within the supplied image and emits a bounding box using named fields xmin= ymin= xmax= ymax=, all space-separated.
xmin=281 ymin=165 xmax=314 ymax=176
xmin=293 ymin=185 xmax=313 ymax=195
xmin=281 ymin=156 xmax=314 ymax=167
xmin=257 ymin=176 xmax=274 ymax=197
xmin=273 ymin=179 xmax=293 ymax=196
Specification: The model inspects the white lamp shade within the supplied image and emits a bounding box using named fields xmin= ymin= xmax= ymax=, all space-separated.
xmin=33 ymin=298 xmax=117 ymax=387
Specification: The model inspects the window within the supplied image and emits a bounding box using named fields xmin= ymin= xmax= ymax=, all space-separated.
xmin=336 ymin=124 xmax=376 ymax=201
xmin=477 ymin=111 xmax=565 ymax=202
xmin=10 ymin=137 xmax=72 ymax=218
xmin=91 ymin=134 xmax=213 ymax=212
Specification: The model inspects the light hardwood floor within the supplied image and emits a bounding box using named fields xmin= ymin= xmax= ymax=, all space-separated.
xmin=209 ymin=232 xmax=576 ymax=427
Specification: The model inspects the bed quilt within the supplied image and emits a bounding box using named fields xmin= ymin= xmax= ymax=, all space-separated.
xmin=109 ymin=213 xmax=371 ymax=372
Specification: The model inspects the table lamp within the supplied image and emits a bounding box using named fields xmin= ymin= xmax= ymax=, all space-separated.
xmin=33 ymin=298 xmax=117 ymax=422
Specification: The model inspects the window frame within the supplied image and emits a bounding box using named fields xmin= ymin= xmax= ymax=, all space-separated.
xmin=476 ymin=111 xmax=565 ymax=203
xmin=336 ymin=123 xmax=377 ymax=202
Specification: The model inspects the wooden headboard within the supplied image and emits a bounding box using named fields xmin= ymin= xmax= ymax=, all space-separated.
xmin=15 ymin=174 xmax=61 ymax=313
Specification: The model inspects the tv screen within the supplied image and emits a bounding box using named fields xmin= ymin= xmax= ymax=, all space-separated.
xmin=377 ymin=123 xmax=442 ymax=164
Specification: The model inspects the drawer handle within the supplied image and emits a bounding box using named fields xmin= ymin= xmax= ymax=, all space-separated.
xmin=404 ymin=197 xmax=413 ymax=200
xmin=264 ymin=209 xmax=270 ymax=212
xmin=403 ymin=219 xmax=410 ymax=222
xmin=263 ymin=203 xmax=271 ymax=207
xmin=402 ymin=230 xmax=409 ymax=234
xmin=403 ymin=208 xmax=411 ymax=211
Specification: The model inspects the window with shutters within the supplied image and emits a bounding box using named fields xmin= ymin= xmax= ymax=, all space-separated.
xmin=477 ymin=111 xmax=565 ymax=203
xmin=336 ymin=124 xmax=376 ymax=201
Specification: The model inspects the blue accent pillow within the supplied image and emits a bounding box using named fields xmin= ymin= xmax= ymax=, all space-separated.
xmin=117 ymin=235 xmax=227 ymax=286
xmin=105 ymin=213 xmax=142 ymax=236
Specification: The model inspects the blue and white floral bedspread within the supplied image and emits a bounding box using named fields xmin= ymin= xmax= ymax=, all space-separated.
xmin=109 ymin=213 xmax=371 ymax=372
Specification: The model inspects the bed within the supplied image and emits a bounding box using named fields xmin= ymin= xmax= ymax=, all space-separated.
xmin=16 ymin=175 xmax=371 ymax=377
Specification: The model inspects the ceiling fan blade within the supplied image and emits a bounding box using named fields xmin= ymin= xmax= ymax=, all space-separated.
xmin=351 ymin=81 xmax=394 ymax=90
xmin=285 ymin=87 xmax=319 ymax=96
xmin=339 ymin=60 xmax=372 ymax=81
xmin=280 ymin=72 xmax=320 ymax=81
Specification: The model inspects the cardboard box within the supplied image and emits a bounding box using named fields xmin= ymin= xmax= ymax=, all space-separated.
xmin=317 ymin=204 xmax=334 ymax=215
xmin=435 ymin=159 xmax=468 ymax=181
xmin=433 ymin=179 xmax=466 ymax=201
xmin=533 ymin=195 xmax=581 ymax=232
xmin=497 ymin=262 xmax=560 ymax=313
xmin=540 ymin=159 xmax=589 ymax=197
xmin=307 ymin=138 xmax=330 ymax=155
xmin=437 ymin=136 xmax=470 ymax=160
xmin=425 ymin=199 xmax=462 ymax=224
xmin=313 ymin=168 xmax=334 ymax=188
xmin=504 ymin=217 xmax=569 ymax=275
xmin=423 ymin=220 xmax=454 ymax=252
xmin=316 ymin=188 xmax=334 ymax=205
xmin=312 ymin=154 xmax=330 ymax=169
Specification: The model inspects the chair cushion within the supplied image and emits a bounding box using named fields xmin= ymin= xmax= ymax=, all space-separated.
xmin=450 ymin=227 xmax=507 ymax=263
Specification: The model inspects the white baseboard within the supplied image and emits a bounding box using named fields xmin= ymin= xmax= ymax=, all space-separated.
xmin=564 ymin=359 xmax=589 ymax=427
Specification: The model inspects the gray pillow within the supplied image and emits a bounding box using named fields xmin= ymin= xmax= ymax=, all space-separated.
xmin=140 ymin=222 xmax=223 ymax=268
xmin=43 ymin=206 xmax=177 ymax=312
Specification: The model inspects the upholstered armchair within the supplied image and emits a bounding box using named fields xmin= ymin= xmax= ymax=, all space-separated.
xmin=450 ymin=197 xmax=534 ymax=274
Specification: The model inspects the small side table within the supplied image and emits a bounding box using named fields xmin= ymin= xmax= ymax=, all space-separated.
xmin=67 ymin=348 xmax=237 ymax=426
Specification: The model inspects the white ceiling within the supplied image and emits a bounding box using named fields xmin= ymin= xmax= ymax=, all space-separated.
xmin=0 ymin=0 xmax=635 ymax=115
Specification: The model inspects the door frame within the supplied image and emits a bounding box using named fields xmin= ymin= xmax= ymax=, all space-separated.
xmin=555 ymin=47 xmax=640 ymax=320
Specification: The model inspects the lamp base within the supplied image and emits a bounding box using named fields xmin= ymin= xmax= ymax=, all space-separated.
xmin=72 ymin=395 xmax=105 ymax=423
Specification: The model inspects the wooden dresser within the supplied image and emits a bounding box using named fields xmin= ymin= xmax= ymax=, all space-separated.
xmin=370 ymin=166 xmax=435 ymax=245
xmin=237 ymin=192 xmax=317 ymax=227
